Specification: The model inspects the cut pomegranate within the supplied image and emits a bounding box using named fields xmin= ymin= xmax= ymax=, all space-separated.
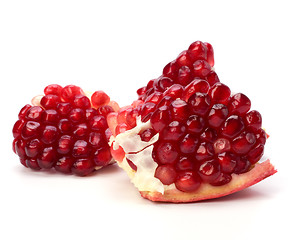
xmin=12 ymin=84 xmax=115 ymax=176
xmin=109 ymin=41 xmax=276 ymax=203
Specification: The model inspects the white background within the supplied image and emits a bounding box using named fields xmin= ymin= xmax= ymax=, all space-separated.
xmin=0 ymin=0 xmax=298 ymax=239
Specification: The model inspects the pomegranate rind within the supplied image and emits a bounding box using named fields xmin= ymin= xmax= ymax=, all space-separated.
xmin=140 ymin=160 xmax=276 ymax=203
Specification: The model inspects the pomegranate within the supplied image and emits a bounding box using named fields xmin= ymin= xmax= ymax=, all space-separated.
xmin=109 ymin=41 xmax=276 ymax=202
xmin=12 ymin=84 xmax=118 ymax=176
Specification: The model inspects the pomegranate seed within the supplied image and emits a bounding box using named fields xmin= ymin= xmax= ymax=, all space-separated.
xmin=255 ymin=128 xmax=267 ymax=145
xmin=15 ymin=139 xmax=26 ymax=159
xmin=197 ymin=159 xmax=221 ymax=183
xmin=61 ymin=85 xmax=84 ymax=102
xmin=155 ymin=77 xmax=174 ymax=92
xmin=205 ymin=71 xmax=220 ymax=87
xmin=163 ymin=61 xmax=178 ymax=80
xmin=44 ymin=84 xmax=62 ymax=96
xmin=200 ymin=128 xmax=218 ymax=142
xmin=156 ymin=96 xmax=174 ymax=108
xmin=58 ymin=119 xmax=72 ymax=133
xmin=186 ymin=115 xmax=205 ymax=134
xmin=183 ymin=79 xmax=210 ymax=101
xmin=98 ymin=105 xmax=114 ymax=117
xmin=37 ymin=146 xmax=57 ymax=169
xmin=126 ymin=108 xmax=138 ymax=128
xmin=13 ymin=119 xmax=25 ymax=138
xmin=40 ymin=95 xmax=60 ymax=109
xmin=93 ymin=147 xmax=111 ymax=166
xmin=161 ymin=121 xmax=186 ymax=141
xmin=139 ymin=128 xmax=156 ymax=142
xmin=176 ymin=50 xmax=193 ymax=67
xmin=221 ymin=115 xmax=245 ymax=139
xmin=73 ymin=123 xmax=89 ymax=138
xmin=57 ymin=102 xmax=72 ymax=116
xmin=180 ymin=134 xmax=199 ymax=154
xmin=169 ymin=99 xmax=189 ymax=121
xmin=211 ymin=173 xmax=232 ymax=186
xmin=74 ymin=95 xmax=92 ymax=109
xmin=216 ymin=152 xmax=238 ymax=173
xmin=207 ymin=104 xmax=229 ymax=128
xmin=193 ymin=60 xmax=212 ymax=78
xmin=25 ymin=139 xmax=42 ymax=158
xmin=247 ymin=143 xmax=264 ymax=164
xmin=140 ymin=102 xmax=156 ymax=122
xmin=18 ymin=104 xmax=32 ymax=119
xmin=55 ymin=156 xmax=74 ymax=174
xmin=213 ymin=138 xmax=231 ymax=154
xmin=91 ymin=90 xmax=110 ymax=108
xmin=245 ymin=110 xmax=262 ymax=130
xmin=209 ymin=83 xmax=231 ymax=104
xmin=195 ymin=142 xmax=214 ymax=162
xmin=155 ymin=142 xmax=179 ymax=164
xmin=26 ymin=158 xmax=41 ymax=170
xmin=71 ymin=158 xmax=95 ymax=176
xmin=176 ymin=157 xmax=194 ymax=171
xmin=42 ymin=109 xmax=59 ymax=124
xmin=234 ymin=156 xmax=251 ymax=174
xmin=231 ymin=131 xmax=256 ymax=154
xmin=41 ymin=125 xmax=59 ymax=144
xmin=154 ymin=164 xmax=177 ymax=185
xmin=90 ymin=115 xmax=108 ymax=131
xmin=187 ymin=41 xmax=208 ymax=61
xmin=145 ymin=92 xmax=163 ymax=104
xmin=137 ymin=86 xmax=147 ymax=96
xmin=57 ymin=135 xmax=73 ymax=155
xmin=26 ymin=106 xmax=43 ymax=121
xmin=69 ymin=108 xmax=85 ymax=123
xmin=188 ymin=92 xmax=211 ymax=116
xmin=228 ymin=93 xmax=251 ymax=115
xmin=150 ymin=106 xmax=171 ymax=132
xmin=204 ymin=42 xmax=214 ymax=67
xmin=177 ymin=66 xmax=192 ymax=86
xmin=175 ymin=171 xmax=201 ymax=192
xmin=21 ymin=121 xmax=41 ymax=140
xmin=163 ymin=84 xmax=184 ymax=99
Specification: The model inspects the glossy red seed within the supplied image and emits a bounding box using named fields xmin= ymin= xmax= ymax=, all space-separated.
xmin=161 ymin=121 xmax=186 ymax=141
xmin=61 ymin=85 xmax=84 ymax=102
xmin=175 ymin=171 xmax=201 ymax=192
xmin=234 ymin=156 xmax=251 ymax=174
xmin=183 ymin=79 xmax=210 ymax=102
xmin=163 ymin=61 xmax=178 ymax=80
xmin=93 ymin=147 xmax=111 ymax=166
xmin=197 ymin=159 xmax=221 ymax=183
xmin=155 ymin=77 xmax=174 ymax=92
xmin=211 ymin=173 xmax=232 ymax=186
xmin=69 ymin=108 xmax=85 ymax=123
xmin=72 ymin=140 xmax=90 ymax=158
xmin=205 ymin=71 xmax=220 ymax=87
xmin=140 ymin=102 xmax=156 ymax=122
xmin=156 ymin=96 xmax=174 ymax=108
xmin=42 ymin=109 xmax=59 ymax=124
xmin=195 ymin=142 xmax=214 ymax=162
xmin=90 ymin=115 xmax=108 ymax=132
xmin=155 ymin=142 xmax=179 ymax=164
xmin=207 ymin=104 xmax=229 ymax=128
xmin=245 ymin=110 xmax=262 ymax=130
xmin=37 ymin=146 xmax=57 ymax=169
xmin=216 ymin=152 xmax=238 ymax=173
xmin=25 ymin=139 xmax=42 ymax=158
xmin=115 ymin=123 xmax=129 ymax=135
xmin=200 ymin=128 xmax=218 ymax=142
xmin=204 ymin=42 xmax=214 ymax=67
xmin=150 ymin=106 xmax=171 ymax=132
xmin=73 ymin=123 xmax=89 ymax=138
xmin=55 ymin=156 xmax=73 ymax=174
xmin=221 ymin=115 xmax=245 ymax=139
xmin=41 ymin=125 xmax=59 ymax=144
xmin=57 ymin=102 xmax=72 ymax=116
xmin=88 ymin=132 xmax=104 ymax=148
xmin=163 ymin=84 xmax=184 ymax=99
xmin=187 ymin=41 xmax=208 ymax=61
xmin=255 ymin=128 xmax=267 ymax=145
xmin=13 ymin=119 xmax=25 ymax=138
xmin=40 ymin=95 xmax=60 ymax=109
xmin=26 ymin=158 xmax=41 ymax=170
xmin=44 ymin=84 xmax=62 ymax=96
xmin=154 ymin=164 xmax=177 ymax=185
xmin=72 ymin=158 xmax=95 ymax=176
xmin=57 ymin=135 xmax=73 ymax=155
xmin=193 ymin=60 xmax=212 ymax=78
xmin=176 ymin=157 xmax=194 ymax=171
xmin=140 ymin=128 xmax=156 ymax=142
xmin=213 ymin=138 xmax=231 ymax=154
xmin=74 ymin=95 xmax=91 ymax=109
xmin=18 ymin=104 xmax=32 ymax=119
xmin=15 ymin=139 xmax=26 ymax=159
xmin=91 ymin=90 xmax=110 ymax=108
xmin=126 ymin=108 xmax=138 ymax=128
xmin=177 ymin=66 xmax=192 ymax=86
xmin=186 ymin=115 xmax=205 ymax=134
xmin=169 ymin=99 xmax=189 ymax=121
xmin=176 ymin=50 xmax=193 ymax=67
xmin=58 ymin=119 xmax=72 ymax=133
xmin=228 ymin=93 xmax=251 ymax=115
xmin=209 ymin=83 xmax=231 ymax=104
xmin=232 ymin=131 xmax=256 ymax=154
xmin=145 ymin=92 xmax=163 ymax=104
xmin=26 ymin=106 xmax=43 ymax=121
xmin=247 ymin=143 xmax=264 ymax=164
xmin=180 ymin=134 xmax=199 ymax=154
xmin=98 ymin=105 xmax=114 ymax=118
xmin=21 ymin=121 xmax=41 ymax=140
xmin=188 ymin=92 xmax=211 ymax=116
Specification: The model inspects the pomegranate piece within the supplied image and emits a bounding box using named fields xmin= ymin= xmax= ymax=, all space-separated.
xmin=110 ymin=41 xmax=276 ymax=203
xmin=12 ymin=84 xmax=115 ymax=176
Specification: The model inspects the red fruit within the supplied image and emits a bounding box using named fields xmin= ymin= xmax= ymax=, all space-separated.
xmin=91 ymin=90 xmax=110 ymax=109
xmin=12 ymin=84 xmax=114 ymax=176
xmin=110 ymin=41 xmax=276 ymax=203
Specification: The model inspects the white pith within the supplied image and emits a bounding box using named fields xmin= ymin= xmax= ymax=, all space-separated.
xmin=111 ymin=117 xmax=175 ymax=194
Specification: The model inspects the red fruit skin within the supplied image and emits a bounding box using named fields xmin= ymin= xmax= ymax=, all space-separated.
xmin=140 ymin=160 xmax=276 ymax=203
